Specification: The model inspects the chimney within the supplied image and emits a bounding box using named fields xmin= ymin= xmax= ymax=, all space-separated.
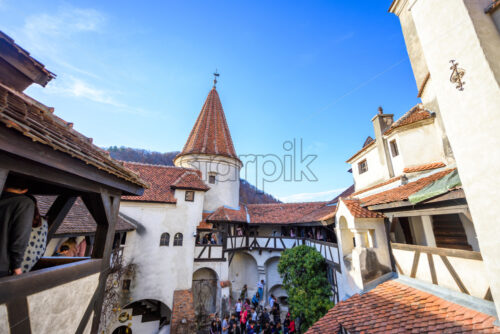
xmin=371 ymin=106 xmax=395 ymax=178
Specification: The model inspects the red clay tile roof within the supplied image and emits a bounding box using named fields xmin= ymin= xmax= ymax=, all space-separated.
xmin=36 ymin=196 xmax=135 ymax=235
xmin=358 ymin=169 xmax=455 ymax=207
xmin=197 ymin=220 xmax=213 ymax=230
xmin=351 ymin=176 xmax=402 ymax=197
xmin=0 ymin=83 xmax=147 ymax=189
xmin=306 ymin=280 xmax=500 ymax=334
xmin=384 ymin=104 xmax=434 ymax=135
xmin=206 ymin=202 xmax=337 ymax=224
xmin=208 ymin=205 xmax=248 ymax=223
xmin=403 ymin=161 xmax=446 ymax=173
xmin=328 ymin=184 xmax=356 ymax=204
xmin=122 ymin=162 xmax=208 ymax=203
xmin=247 ymin=202 xmax=330 ymax=224
xmin=177 ymin=87 xmax=239 ymax=161
xmin=347 ymin=105 xmax=434 ymax=163
xmin=342 ymin=199 xmax=384 ymax=218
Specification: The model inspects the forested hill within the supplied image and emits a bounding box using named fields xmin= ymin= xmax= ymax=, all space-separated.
xmin=107 ymin=146 xmax=281 ymax=204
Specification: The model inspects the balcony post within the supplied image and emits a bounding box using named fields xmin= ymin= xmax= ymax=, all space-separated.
xmin=421 ymin=216 xmax=437 ymax=247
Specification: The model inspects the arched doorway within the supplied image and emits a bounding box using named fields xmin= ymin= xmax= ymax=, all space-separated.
xmin=192 ymin=268 xmax=218 ymax=330
xmin=112 ymin=326 xmax=132 ymax=334
xmin=265 ymin=256 xmax=282 ymax=303
xmin=117 ymin=299 xmax=170 ymax=334
xmin=229 ymin=252 xmax=258 ymax=300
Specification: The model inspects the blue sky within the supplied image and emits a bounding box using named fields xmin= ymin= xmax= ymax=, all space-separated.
xmin=1 ymin=0 xmax=420 ymax=202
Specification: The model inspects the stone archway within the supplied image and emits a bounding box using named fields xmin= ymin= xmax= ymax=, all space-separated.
xmin=192 ymin=268 xmax=219 ymax=330
xmin=229 ymin=252 xmax=258 ymax=301
xmin=264 ymin=256 xmax=282 ymax=303
xmin=112 ymin=326 xmax=132 ymax=334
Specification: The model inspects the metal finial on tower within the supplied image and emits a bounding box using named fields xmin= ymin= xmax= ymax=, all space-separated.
xmin=213 ymin=70 xmax=220 ymax=88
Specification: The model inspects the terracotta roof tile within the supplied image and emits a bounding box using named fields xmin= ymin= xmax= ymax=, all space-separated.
xmin=207 ymin=202 xmax=336 ymax=224
xmin=342 ymin=199 xmax=384 ymax=218
xmin=403 ymin=162 xmax=446 ymax=173
xmin=358 ymin=169 xmax=455 ymax=207
xmin=0 ymin=83 xmax=147 ymax=189
xmin=328 ymin=185 xmax=355 ymax=204
xmin=177 ymin=88 xmax=239 ymax=161
xmin=208 ymin=205 xmax=248 ymax=223
xmin=306 ymin=280 xmax=500 ymax=334
xmin=351 ymin=176 xmax=402 ymax=197
xmin=197 ymin=220 xmax=213 ymax=230
xmin=122 ymin=162 xmax=208 ymax=203
xmin=384 ymin=104 xmax=434 ymax=135
xmin=36 ymin=196 xmax=134 ymax=235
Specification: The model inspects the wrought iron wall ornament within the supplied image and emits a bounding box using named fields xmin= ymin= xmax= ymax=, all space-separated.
xmin=449 ymin=60 xmax=466 ymax=91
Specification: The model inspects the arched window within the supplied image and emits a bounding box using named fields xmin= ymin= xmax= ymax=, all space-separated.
xmin=174 ymin=233 xmax=183 ymax=246
xmin=160 ymin=233 xmax=170 ymax=246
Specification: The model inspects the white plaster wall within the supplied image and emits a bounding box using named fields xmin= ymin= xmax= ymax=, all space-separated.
xmin=396 ymin=122 xmax=444 ymax=168
xmin=175 ymin=154 xmax=241 ymax=211
xmin=193 ymin=261 xmax=229 ymax=282
xmin=459 ymin=213 xmax=480 ymax=252
xmin=404 ymin=0 xmax=500 ymax=314
xmin=229 ymin=252 xmax=259 ymax=299
xmin=409 ymin=216 xmax=427 ymax=245
xmin=393 ymin=248 xmax=490 ymax=300
xmin=350 ymin=146 xmax=388 ymax=191
xmin=120 ymin=189 xmax=204 ymax=310
xmin=264 ymin=257 xmax=282 ymax=293
xmin=28 ymin=273 xmax=99 ymax=334
xmin=0 ymin=304 xmax=9 ymax=334
xmin=386 ymin=133 xmax=405 ymax=177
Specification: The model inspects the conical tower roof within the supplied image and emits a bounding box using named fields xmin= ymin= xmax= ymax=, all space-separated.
xmin=177 ymin=87 xmax=239 ymax=161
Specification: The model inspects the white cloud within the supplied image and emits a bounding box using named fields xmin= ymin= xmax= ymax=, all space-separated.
xmin=43 ymin=75 xmax=151 ymax=115
xmin=279 ymin=187 xmax=347 ymax=203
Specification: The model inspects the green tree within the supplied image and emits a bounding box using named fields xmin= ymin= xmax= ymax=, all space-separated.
xmin=277 ymin=245 xmax=334 ymax=332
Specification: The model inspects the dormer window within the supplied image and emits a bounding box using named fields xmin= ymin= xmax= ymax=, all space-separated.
xmin=185 ymin=190 xmax=195 ymax=202
xmin=208 ymin=174 xmax=216 ymax=184
xmin=358 ymin=160 xmax=368 ymax=174
xmin=390 ymin=140 xmax=399 ymax=157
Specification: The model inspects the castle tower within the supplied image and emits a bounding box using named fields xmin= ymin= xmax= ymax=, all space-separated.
xmin=174 ymin=87 xmax=242 ymax=211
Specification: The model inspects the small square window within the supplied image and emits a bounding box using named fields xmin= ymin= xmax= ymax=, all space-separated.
xmin=185 ymin=190 xmax=195 ymax=202
xmin=209 ymin=174 xmax=216 ymax=184
xmin=122 ymin=279 xmax=131 ymax=291
xmin=390 ymin=140 xmax=399 ymax=157
xmin=358 ymin=160 xmax=368 ymax=174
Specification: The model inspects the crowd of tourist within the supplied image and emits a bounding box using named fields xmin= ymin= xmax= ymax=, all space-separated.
xmin=209 ymin=280 xmax=298 ymax=334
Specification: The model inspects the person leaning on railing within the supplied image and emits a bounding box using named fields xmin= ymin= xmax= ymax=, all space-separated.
xmin=0 ymin=180 xmax=35 ymax=277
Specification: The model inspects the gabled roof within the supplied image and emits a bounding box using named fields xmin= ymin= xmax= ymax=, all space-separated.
xmin=177 ymin=87 xmax=239 ymax=161
xmin=384 ymin=104 xmax=434 ymax=135
xmin=358 ymin=168 xmax=456 ymax=207
xmin=346 ymin=104 xmax=435 ymax=163
xmin=0 ymin=82 xmax=147 ymax=189
xmin=342 ymin=199 xmax=384 ymax=218
xmin=36 ymin=196 xmax=135 ymax=236
xmin=122 ymin=162 xmax=208 ymax=204
xmin=206 ymin=201 xmax=337 ymax=225
xmin=306 ymin=280 xmax=500 ymax=333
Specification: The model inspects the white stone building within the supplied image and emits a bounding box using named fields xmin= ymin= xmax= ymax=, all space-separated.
xmin=107 ymin=87 xmax=342 ymax=334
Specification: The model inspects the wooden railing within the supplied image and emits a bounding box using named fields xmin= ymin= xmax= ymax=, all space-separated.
xmin=194 ymin=245 xmax=225 ymax=262
xmin=391 ymin=242 xmax=492 ymax=300
xmin=224 ymin=236 xmax=341 ymax=270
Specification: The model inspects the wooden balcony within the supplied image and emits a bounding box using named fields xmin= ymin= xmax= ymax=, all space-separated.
xmin=194 ymin=245 xmax=225 ymax=262
xmin=391 ymin=242 xmax=492 ymax=301
xmin=225 ymin=236 xmax=341 ymax=271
